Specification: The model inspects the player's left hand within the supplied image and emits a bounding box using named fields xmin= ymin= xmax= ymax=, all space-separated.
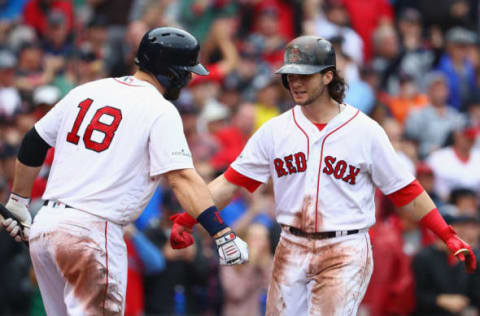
xmin=169 ymin=213 xmax=197 ymax=249
xmin=444 ymin=227 xmax=477 ymax=273
xmin=0 ymin=194 xmax=32 ymax=243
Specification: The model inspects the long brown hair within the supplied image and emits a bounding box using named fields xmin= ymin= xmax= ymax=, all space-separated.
xmin=324 ymin=68 xmax=347 ymax=104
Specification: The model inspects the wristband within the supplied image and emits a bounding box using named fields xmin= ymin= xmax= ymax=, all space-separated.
xmin=197 ymin=206 xmax=228 ymax=236
xmin=419 ymin=208 xmax=454 ymax=242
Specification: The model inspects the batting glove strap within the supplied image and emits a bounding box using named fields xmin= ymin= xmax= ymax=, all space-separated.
xmin=5 ymin=194 xmax=32 ymax=225
xmin=215 ymin=231 xmax=237 ymax=247
xmin=9 ymin=193 xmax=30 ymax=206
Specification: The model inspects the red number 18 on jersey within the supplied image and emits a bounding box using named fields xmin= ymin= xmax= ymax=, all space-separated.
xmin=66 ymin=98 xmax=123 ymax=152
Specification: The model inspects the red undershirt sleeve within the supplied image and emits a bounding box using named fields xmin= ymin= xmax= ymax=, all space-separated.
xmin=387 ymin=179 xmax=424 ymax=207
xmin=224 ymin=167 xmax=262 ymax=193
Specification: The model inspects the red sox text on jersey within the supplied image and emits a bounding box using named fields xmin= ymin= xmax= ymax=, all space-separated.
xmin=274 ymin=153 xmax=360 ymax=185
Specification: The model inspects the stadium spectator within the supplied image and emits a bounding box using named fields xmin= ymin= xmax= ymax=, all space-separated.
xmin=23 ymin=0 xmax=74 ymax=38
xmin=405 ymin=71 xmax=466 ymax=158
xmin=210 ymin=102 xmax=256 ymax=171
xmin=387 ymin=73 xmax=429 ymax=125
xmin=220 ymin=223 xmax=272 ymax=316
xmin=412 ymin=213 xmax=480 ymax=315
xmin=0 ymin=50 xmax=21 ymax=122
xmin=426 ymin=125 xmax=480 ymax=201
xmin=303 ymin=0 xmax=363 ymax=65
xmin=436 ymin=27 xmax=478 ymax=111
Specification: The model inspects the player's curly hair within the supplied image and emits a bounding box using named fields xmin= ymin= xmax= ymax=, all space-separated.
xmin=325 ymin=69 xmax=347 ymax=104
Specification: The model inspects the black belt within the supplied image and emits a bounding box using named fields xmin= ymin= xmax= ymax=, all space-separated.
xmin=287 ymin=226 xmax=360 ymax=240
xmin=43 ymin=200 xmax=73 ymax=208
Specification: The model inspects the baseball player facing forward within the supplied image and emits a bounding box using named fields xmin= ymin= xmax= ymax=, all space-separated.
xmin=1 ymin=27 xmax=248 ymax=316
xmin=170 ymin=36 xmax=477 ymax=315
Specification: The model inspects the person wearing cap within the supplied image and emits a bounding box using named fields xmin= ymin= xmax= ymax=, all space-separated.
xmin=210 ymin=102 xmax=256 ymax=172
xmin=425 ymin=122 xmax=480 ymax=201
xmin=31 ymin=85 xmax=60 ymax=120
xmin=0 ymin=50 xmax=21 ymax=122
xmin=436 ymin=26 xmax=478 ymax=111
xmin=416 ymin=162 xmax=444 ymax=208
xmin=41 ymin=10 xmax=72 ymax=57
xmin=405 ymin=71 xmax=467 ymax=158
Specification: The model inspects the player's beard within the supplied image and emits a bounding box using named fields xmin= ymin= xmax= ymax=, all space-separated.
xmin=294 ymin=84 xmax=326 ymax=106
xmin=163 ymin=87 xmax=182 ymax=100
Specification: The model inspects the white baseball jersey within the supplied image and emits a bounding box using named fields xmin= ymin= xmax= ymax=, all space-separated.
xmin=231 ymin=104 xmax=414 ymax=232
xmin=35 ymin=76 xmax=194 ymax=225
xmin=426 ymin=147 xmax=480 ymax=200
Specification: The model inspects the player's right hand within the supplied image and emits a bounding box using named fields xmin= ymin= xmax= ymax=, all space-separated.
xmin=169 ymin=213 xmax=197 ymax=249
xmin=443 ymin=226 xmax=477 ymax=273
xmin=215 ymin=231 xmax=249 ymax=265
xmin=0 ymin=194 xmax=32 ymax=243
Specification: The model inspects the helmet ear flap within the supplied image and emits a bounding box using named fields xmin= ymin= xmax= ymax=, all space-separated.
xmin=281 ymin=74 xmax=289 ymax=90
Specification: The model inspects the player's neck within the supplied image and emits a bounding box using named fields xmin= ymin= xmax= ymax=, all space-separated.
xmin=133 ymin=71 xmax=165 ymax=94
xmin=301 ymin=97 xmax=341 ymax=124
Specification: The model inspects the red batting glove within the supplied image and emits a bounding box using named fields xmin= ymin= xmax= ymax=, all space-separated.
xmin=438 ymin=226 xmax=477 ymax=274
xmin=169 ymin=213 xmax=197 ymax=249
xmin=421 ymin=208 xmax=477 ymax=273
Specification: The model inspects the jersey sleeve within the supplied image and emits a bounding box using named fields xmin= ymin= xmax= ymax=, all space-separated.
xmin=387 ymin=179 xmax=424 ymax=207
xmin=224 ymin=166 xmax=262 ymax=193
xmin=34 ymin=92 xmax=72 ymax=147
xmin=369 ymin=123 xmax=415 ymax=195
xmin=230 ymin=124 xmax=271 ymax=183
xmin=148 ymin=108 xmax=194 ymax=176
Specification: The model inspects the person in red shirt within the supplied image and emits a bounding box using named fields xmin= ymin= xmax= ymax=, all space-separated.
xmin=23 ymin=0 xmax=74 ymax=38
xmin=210 ymin=102 xmax=256 ymax=171
xmin=341 ymin=0 xmax=394 ymax=61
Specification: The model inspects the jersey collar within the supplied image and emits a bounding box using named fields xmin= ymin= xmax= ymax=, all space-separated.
xmin=292 ymin=104 xmax=358 ymax=142
xmin=113 ymin=76 xmax=150 ymax=87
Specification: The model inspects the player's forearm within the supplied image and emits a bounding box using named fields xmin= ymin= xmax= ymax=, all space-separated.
xmin=167 ymin=168 xmax=216 ymax=217
xmin=208 ymin=174 xmax=239 ymax=210
xmin=398 ymin=191 xmax=436 ymax=221
xmin=11 ymin=160 xmax=42 ymax=198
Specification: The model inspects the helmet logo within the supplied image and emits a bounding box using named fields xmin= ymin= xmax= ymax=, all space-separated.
xmin=287 ymin=47 xmax=301 ymax=63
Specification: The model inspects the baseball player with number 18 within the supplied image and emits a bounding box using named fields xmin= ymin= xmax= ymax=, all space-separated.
xmin=170 ymin=36 xmax=477 ymax=315
xmin=0 ymin=27 xmax=248 ymax=316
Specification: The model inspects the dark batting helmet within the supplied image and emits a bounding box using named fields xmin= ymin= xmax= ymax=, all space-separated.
xmin=275 ymin=36 xmax=336 ymax=89
xmin=135 ymin=27 xmax=209 ymax=99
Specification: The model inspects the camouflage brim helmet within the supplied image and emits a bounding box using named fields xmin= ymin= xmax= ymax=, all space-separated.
xmin=275 ymin=36 xmax=336 ymax=89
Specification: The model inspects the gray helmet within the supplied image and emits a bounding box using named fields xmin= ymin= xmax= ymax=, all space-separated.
xmin=275 ymin=36 xmax=336 ymax=89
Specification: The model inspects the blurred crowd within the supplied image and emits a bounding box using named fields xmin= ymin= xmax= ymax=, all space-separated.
xmin=0 ymin=0 xmax=480 ymax=315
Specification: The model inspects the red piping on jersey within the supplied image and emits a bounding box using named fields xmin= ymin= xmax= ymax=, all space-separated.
xmin=102 ymin=222 xmax=109 ymax=316
xmin=315 ymin=109 xmax=360 ymax=232
xmin=292 ymin=108 xmax=310 ymax=159
xmin=113 ymin=78 xmax=142 ymax=87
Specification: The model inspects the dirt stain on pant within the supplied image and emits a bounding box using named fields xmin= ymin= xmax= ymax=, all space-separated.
xmin=266 ymin=235 xmax=311 ymax=316
xmin=267 ymin=232 xmax=372 ymax=316
xmin=53 ymin=232 xmax=123 ymax=316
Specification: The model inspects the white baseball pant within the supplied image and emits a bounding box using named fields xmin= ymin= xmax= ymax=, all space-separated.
xmin=29 ymin=203 xmax=127 ymax=316
xmin=266 ymin=227 xmax=373 ymax=316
